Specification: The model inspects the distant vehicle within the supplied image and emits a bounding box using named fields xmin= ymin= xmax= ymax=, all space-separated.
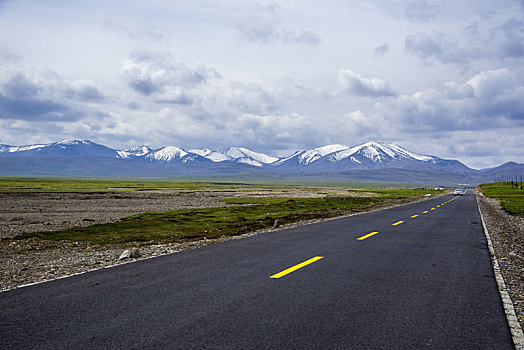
xmin=453 ymin=189 xmax=464 ymax=196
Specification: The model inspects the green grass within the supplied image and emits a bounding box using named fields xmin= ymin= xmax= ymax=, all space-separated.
xmin=3 ymin=178 xmax=441 ymax=245
xmin=480 ymin=182 xmax=524 ymax=218
xmin=15 ymin=197 xmax=382 ymax=244
xmin=0 ymin=177 xmax=273 ymax=193
xmin=12 ymin=187 xmax=439 ymax=245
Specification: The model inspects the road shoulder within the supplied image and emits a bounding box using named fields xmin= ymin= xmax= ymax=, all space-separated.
xmin=475 ymin=189 xmax=524 ymax=349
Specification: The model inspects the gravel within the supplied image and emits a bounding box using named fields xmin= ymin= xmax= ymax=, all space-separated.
xmin=475 ymin=189 xmax=524 ymax=330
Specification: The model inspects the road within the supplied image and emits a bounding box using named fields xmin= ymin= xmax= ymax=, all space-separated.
xmin=0 ymin=191 xmax=514 ymax=349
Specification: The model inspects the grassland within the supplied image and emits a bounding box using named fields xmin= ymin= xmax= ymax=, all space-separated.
xmin=5 ymin=177 xmax=441 ymax=245
xmin=0 ymin=177 xmax=262 ymax=193
xmin=479 ymin=182 xmax=524 ymax=218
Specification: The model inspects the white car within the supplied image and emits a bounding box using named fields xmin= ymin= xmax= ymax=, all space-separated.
xmin=453 ymin=189 xmax=464 ymax=196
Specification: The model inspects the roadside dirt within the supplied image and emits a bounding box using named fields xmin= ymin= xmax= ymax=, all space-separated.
xmin=475 ymin=190 xmax=524 ymax=331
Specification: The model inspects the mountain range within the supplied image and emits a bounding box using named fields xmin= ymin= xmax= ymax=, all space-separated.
xmin=1 ymin=139 xmax=522 ymax=185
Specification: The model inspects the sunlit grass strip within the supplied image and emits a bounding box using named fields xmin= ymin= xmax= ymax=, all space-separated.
xmin=10 ymin=187 xmax=442 ymax=245
xmin=13 ymin=197 xmax=384 ymax=244
xmin=480 ymin=182 xmax=524 ymax=217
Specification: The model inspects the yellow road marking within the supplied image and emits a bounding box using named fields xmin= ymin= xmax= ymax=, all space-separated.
xmin=270 ymin=256 xmax=324 ymax=279
xmin=437 ymin=205 xmax=440 ymax=207
xmin=357 ymin=232 xmax=379 ymax=240
xmin=430 ymin=208 xmax=436 ymax=210
xmin=392 ymin=221 xmax=404 ymax=226
xmin=411 ymin=214 xmax=419 ymax=218
xmin=423 ymin=211 xmax=429 ymax=213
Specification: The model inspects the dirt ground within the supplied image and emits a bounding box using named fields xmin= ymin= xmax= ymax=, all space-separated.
xmin=0 ymin=187 xmax=338 ymax=240
xmin=0 ymin=187 xmax=368 ymax=291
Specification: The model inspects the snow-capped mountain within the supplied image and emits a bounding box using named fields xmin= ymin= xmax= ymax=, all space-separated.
xmin=1 ymin=139 xmax=521 ymax=184
xmin=116 ymin=144 xmax=280 ymax=166
xmin=144 ymin=146 xmax=188 ymax=162
xmin=0 ymin=139 xmax=465 ymax=170
xmin=0 ymin=140 xmax=118 ymax=158
xmin=276 ymin=141 xmax=468 ymax=172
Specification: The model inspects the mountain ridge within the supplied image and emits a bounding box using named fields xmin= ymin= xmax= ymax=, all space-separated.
xmin=1 ymin=139 xmax=522 ymax=185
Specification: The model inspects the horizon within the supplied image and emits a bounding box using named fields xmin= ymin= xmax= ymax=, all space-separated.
xmin=1 ymin=1 xmax=523 ymax=169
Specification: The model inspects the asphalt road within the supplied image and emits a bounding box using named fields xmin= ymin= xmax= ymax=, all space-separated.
xmin=0 ymin=191 xmax=514 ymax=349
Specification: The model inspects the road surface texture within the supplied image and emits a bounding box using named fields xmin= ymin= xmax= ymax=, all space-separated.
xmin=0 ymin=192 xmax=514 ymax=349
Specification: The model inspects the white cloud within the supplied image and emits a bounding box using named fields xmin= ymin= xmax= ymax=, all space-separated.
xmin=338 ymin=69 xmax=396 ymax=97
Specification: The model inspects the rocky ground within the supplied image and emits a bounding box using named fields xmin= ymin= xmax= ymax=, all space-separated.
xmin=475 ymin=189 xmax=524 ymax=330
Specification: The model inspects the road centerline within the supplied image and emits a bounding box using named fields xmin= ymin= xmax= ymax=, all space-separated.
xmin=270 ymin=256 xmax=324 ymax=279
xmin=357 ymin=231 xmax=379 ymax=240
xmin=392 ymin=221 xmax=404 ymax=226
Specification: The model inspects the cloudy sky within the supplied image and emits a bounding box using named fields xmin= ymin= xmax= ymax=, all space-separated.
xmin=1 ymin=0 xmax=523 ymax=168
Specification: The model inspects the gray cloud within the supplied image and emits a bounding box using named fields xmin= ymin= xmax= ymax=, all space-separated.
xmin=282 ymin=29 xmax=321 ymax=46
xmin=64 ymin=85 xmax=105 ymax=102
xmin=0 ymin=94 xmax=74 ymax=121
xmin=405 ymin=0 xmax=439 ymax=22
xmin=235 ymin=6 xmax=321 ymax=48
xmin=121 ymin=51 xmax=220 ymax=100
xmin=374 ymin=43 xmax=390 ymax=57
xmin=494 ymin=18 xmax=524 ymax=58
xmin=0 ymin=74 xmax=77 ymax=121
xmin=0 ymin=46 xmax=19 ymax=63
xmin=375 ymin=68 xmax=524 ymax=133
xmin=0 ymin=72 xmax=108 ymax=122
xmin=226 ymin=82 xmax=279 ymax=114
xmin=236 ymin=22 xmax=321 ymax=46
xmin=407 ymin=16 xmax=524 ymax=67
xmin=405 ymin=31 xmax=444 ymax=60
xmin=155 ymin=88 xmax=195 ymax=105
xmin=2 ymin=74 xmax=40 ymax=99
xmin=404 ymin=31 xmax=472 ymax=66
xmin=338 ymin=69 xmax=396 ymax=97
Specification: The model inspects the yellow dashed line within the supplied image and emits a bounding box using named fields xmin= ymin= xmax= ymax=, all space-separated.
xmin=270 ymin=256 xmax=324 ymax=279
xmin=411 ymin=214 xmax=419 ymax=218
xmin=423 ymin=210 xmax=429 ymax=213
xmin=357 ymin=232 xmax=379 ymax=240
xmin=392 ymin=221 xmax=404 ymax=226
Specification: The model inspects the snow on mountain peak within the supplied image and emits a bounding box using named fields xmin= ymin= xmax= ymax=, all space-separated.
xmin=147 ymin=146 xmax=188 ymax=161
xmin=298 ymin=144 xmax=349 ymax=164
xmin=326 ymin=142 xmax=435 ymax=163
xmin=56 ymin=139 xmax=91 ymax=145
xmin=117 ymin=145 xmax=152 ymax=158
xmin=225 ymin=147 xmax=279 ymax=164
xmin=188 ymin=148 xmax=212 ymax=157
xmin=189 ymin=148 xmax=230 ymax=162
xmin=1 ymin=144 xmax=48 ymax=153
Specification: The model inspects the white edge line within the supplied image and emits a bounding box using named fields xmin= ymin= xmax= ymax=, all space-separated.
xmin=476 ymin=192 xmax=524 ymax=349
xmin=2 ymin=192 xmax=448 ymax=294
